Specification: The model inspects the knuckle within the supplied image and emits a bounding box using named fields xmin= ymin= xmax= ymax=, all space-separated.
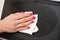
xmin=23 ymin=23 xmax=27 ymax=26
xmin=21 ymin=19 xmax=26 ymax=22
xmin=26 ymin=21 xmax=31 ymax=25
xmin=20 ymin=23 xmax=25 ymax=27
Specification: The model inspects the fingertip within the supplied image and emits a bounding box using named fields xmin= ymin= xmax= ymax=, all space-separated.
xmin=25 ymin=26 xmax=30 ymax=28
xmin=27 ymin=27 xmax=30 ymax=29
xmin=31 ymin=21 xmax=34 ymax=23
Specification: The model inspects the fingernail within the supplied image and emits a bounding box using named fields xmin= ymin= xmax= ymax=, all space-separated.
xmin=30 ymin=13 xmax=33 ymax=15
xmin=27 ymin=27 xmax=30 ymax=29
xmin=28 ymin=11 xmax=33 ymax=15
xmin=31 ymin=21 xmax=34 ymax=23
xmin=32 ymin=16 xmax=35 ymax=19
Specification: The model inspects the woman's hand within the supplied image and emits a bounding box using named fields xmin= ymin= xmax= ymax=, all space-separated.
xmin=0 ymin=11 xmax=35 ymax=33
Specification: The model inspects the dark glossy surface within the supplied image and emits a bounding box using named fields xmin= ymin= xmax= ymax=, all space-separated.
xmin=1 ymin=0 xmax=60 ymax=40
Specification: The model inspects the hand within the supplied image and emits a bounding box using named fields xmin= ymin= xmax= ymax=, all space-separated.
xmin=0 ymin=11 xmax=35 ymax=33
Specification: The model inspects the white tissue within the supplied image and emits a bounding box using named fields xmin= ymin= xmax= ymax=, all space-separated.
xmin=19 ymin=14 xmax=39 ymax=35
xmin=33 ymin=26 xmax=39 ymax=33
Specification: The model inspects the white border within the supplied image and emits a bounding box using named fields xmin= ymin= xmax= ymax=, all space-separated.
xmin=0 ymin=0 xmax=5 ymax=19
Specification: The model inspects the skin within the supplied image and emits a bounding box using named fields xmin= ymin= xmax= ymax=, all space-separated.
xmin=0 ymin=11 xmax=35 ymax=33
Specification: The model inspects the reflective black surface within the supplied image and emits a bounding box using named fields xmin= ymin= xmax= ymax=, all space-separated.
xmin=1 ymin=0 xmax=60 ymax=40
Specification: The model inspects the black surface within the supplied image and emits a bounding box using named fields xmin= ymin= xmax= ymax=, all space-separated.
xmin=1 ymin=0 xmax=60 ymax=40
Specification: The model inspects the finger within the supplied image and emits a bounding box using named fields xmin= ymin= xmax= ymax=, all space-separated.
xmin=15 ymin=12 xmax=23 ymax=16
xmin=23 ymin=11 xmax=33 ymax=18
xmin=15 ymin=15 xmax=35 ymax=24
xmin=16 ymin=20 xmax=34 ymax=28
xmin=13 ymin=12 xmax=24 ymax=20
xmin=15 ymin=11 xmax=33 ymax=20
xmin=15 ymin=26 xmax=30 ymax=31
